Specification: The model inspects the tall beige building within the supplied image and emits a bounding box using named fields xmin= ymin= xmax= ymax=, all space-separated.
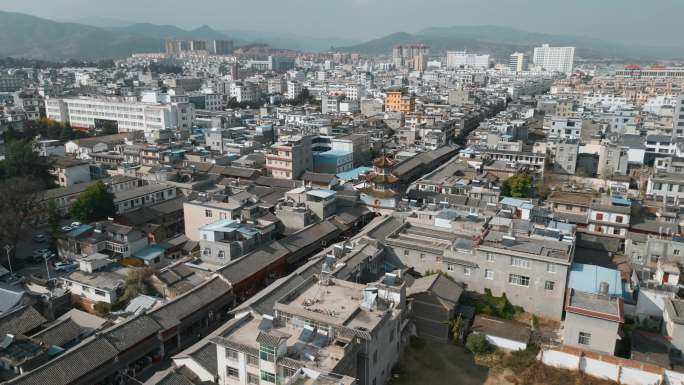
xmin=265 ymin=135 xmax=313 ymax=179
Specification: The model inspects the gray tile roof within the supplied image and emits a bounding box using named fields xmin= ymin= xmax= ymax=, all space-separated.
xmin=30 ymin=318 xmax=82 ymax=347
xmin=150 ymin=276 xmax=232 ymax=329
xmin=256 ymin=331 xmax=289 ymax=347
xmin=471 ymin=315 xmax=531 ymax=343
xmin=5 ymin=336 xmax=119 ymax=385
xmin=143 ymin=369 xmax=196 ymax=385
xmin=189 ymin=342 xmax=218 ymax=377
xmin=103 ymin=314 xmax=162 ymax=352
xmin=0 ymin=306 xmax=47 ymax=336
xmin=218 ymin=241 xmax=290 ymax=284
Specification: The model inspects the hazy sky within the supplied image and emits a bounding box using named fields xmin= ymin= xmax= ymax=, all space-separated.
xmin=2 ymin=0 xmax=682 ymax=46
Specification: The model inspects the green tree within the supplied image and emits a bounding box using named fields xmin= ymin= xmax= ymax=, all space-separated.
xmin=0 ymin=178 xmax=45 ymax=268
xmin=47 ymin=200 xmax=61 ymax=235
xmin=0 ymin=140 xmax=54 ymax=186
xmin=59 ymin=123 xmax=74 ymax=141
xmin=69 ymin=181 xmax=116 ymax=222
xmin=501 ymin=173 xmax=533 ymax=198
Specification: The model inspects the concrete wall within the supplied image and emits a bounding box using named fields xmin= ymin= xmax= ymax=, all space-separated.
xmin=540 ymin=346 xmax=664 ymax=385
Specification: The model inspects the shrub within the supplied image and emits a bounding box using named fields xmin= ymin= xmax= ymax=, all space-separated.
xmin=94 ymin=301 xmax=111 ymax=316
xmin=504 ymin=344 xmax=540 ymax=372
xmin=466 ymin=333 xmax=494 ymax=354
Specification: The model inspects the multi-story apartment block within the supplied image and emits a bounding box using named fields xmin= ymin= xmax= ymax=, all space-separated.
xmin=549 ymin=117 xmax=582 ymax=140
xmin=384 ymin=214 xmax=575 ymax=320
xmin=45 ymin=97 xmax=194 ymax=135
xmin=198 ymin=218 xmax=278 ymax=265
xmin=212 ymin=273 xmax=403 ymax=385
xmin=673 ymin=93 xmax=684 ymax=141
xmin=646 ymin=171 xmax=684 ymax=208
xmin=446 ymin=51 xmax=490 ymax=69
xmin=184 ymin=199 xmax=246 ymax=241
xmin=230 ymin=82 xmax=259 ymax=103
xmin=384 ymin=88 xmax=414 ymax=114
xmin=587 ymin=196 xmax=631 ymax=238
xmin=267 ymin=77 xmax=286 ymax=95
xmin=287 ymin=81 xmax=302 ymax=99
xmin=547 ymin=140 xmax=579 ymax=174
xmin=265 ymin=135 xmax=313 ymax=180
xmin=533 ymin=44 xmax=575 ymax=74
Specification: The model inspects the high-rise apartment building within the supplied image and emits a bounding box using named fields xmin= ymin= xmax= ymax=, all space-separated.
xmin=210 ymin=39 xmax=234 ymax=55
xmin=533 ymin=44 xmax=575 ymax=74
xmin=392 ymin=44 xmax=430 ymax=68
xmin=509 ymin=52 xmax=528 ymax=73
xmin=446 ymin=51 xmax=490 ymax=69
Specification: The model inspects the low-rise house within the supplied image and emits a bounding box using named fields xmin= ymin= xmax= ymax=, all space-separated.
xmin=49 ymin=156 xmax=91 ymax=187
xmin=663 ymin=298 xmax=684 ymax=353
xmin=470 ymin=315 xmax=531 ymax=351
xmin=57 ymin=221 xmax=148 ymax=259
xmin=114 ymin=183 xmax=178 ymax=214
xmin=61 ymin=264 xmax=129 ymax=310
xmin=407 ymin=274 xmax=464 ymax=342
xmin=563 ymin=289 xmax=624 ymax=355
xmin=40 ymin=175 xmax=139 ymax=217
xmin=5 ymin=276 xmax=234 ymax=385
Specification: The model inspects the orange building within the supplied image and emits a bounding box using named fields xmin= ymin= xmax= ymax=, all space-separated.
xmin=384 ymin=88 xmax=415 ymax=114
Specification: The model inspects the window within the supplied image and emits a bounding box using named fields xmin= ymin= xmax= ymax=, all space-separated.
xmin=404 ymin=249 xmax=409 ymax=256
xmin=259 ymin=345 xmax=275 ymax=362
xmin=511 ymin=257 xmax=530 ymax=269
xmin=260 ymin=371 xmax=276 ymax=383
xmin=675 ymin=249 xmax=681 ymax=256
xmin=247 ymin=354 xmax=259 ymax=366
xmin=615 ymin=215 xmax=623 ymax=224
xmin=578 ymin=332 xmax=591 ymax=345
xmin=613 ymin=228 xmax=621 ymax=235
xmin=464 ymin=267 xmax=472 ymax=276
xmin=486 ymin=253 xmax=494 ymax=262
xmin=247 ymin=373 xmax=259 ymax=384
xmin=218 ymin=250 xmax=225 ymax=259
xmin=283 ymin=366 xmax=297 ymax=378
xmin=596 ymin=213 xmax=604 ymax=221
xmin=226 ymin=366 xmax=239 ymax=379
xmin=546 ymin=263 xmax=556 ymax=274
xmin=226 ymin=348 xmax=238 ymax=360
xmin=373 ymin=351 xmax=378 ymax=365
xmin=205 ymin=209 xmax=213 ymax=217
xmin=484 ymin=269 xmax=494 ymax=280
xmin=545 ymin=281 xmax=555 ymax=291
xmin=447 ymin=264 xmax=454 ymax=272
xmin=509 ymin=274 xmax=530 ymax=287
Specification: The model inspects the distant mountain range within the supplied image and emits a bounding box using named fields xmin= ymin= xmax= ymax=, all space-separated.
xmin=0 ymin=10 xmax=682 ymax=61
xmin=340 ymin=25 xmax=684 ymax=61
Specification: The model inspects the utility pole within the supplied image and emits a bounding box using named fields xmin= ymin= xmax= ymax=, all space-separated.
xmin=3 ymin=245 xmax=13 ymax=275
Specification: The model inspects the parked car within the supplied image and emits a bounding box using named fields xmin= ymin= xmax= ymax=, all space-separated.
xmin=32 ymin=234 xmax=47 ymax=243
xmin=70 ymin=222 xmax=81 ymax=228
xmin=61 ymin=226 xmax=73 ymax=232
xmin=54 ymin=262 xmax=77 ymax=272
xmin=32 ymin=248 xmax=55 ymax=262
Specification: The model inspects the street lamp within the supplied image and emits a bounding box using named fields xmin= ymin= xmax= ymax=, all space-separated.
xmin=3 ymin=245 xmax=12 ymax=275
